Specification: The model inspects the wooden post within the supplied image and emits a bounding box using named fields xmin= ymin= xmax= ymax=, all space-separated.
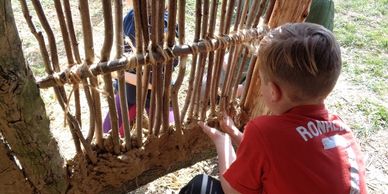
xmin=268 ymin=0 xmax=312 ymax=28
xmin=244 ymin=0 xmax=312 ymax=118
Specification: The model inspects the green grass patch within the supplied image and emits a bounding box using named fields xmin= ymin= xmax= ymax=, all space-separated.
xmin=356 ymin=99 xmax=388 ymax=132
xmin=363 ymin=55 xmax=387 ymax=78
xmin=334 ymin=0 xmax=388 ymax=50
xmin=333 ymin=0 xmax=388 ymax=136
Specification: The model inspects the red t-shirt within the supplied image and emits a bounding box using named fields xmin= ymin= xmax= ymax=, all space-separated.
xmin=223 ymin=104 xmax=367 ymax=194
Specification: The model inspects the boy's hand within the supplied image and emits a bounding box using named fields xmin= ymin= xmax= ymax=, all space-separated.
xmin=198 ymin=121 xmax=227 ymax=145
xmin=220 ymin=113 xmax=237 ymax=134
xmin=220 ymin=113 xmax=243 ymax=146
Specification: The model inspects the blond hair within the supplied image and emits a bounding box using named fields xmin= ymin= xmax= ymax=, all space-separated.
xmin=259 ymin=23 xmax=341 ymax=102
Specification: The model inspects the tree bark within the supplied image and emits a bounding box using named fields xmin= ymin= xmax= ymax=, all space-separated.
xmin=0 ymin=140 xmax=35 ymax=194
xmin=0 ymin=1 xmax=68 ymax=193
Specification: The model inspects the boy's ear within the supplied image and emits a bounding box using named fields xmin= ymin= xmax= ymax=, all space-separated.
xmin=269 ymin=81 xmax=282 ymax=102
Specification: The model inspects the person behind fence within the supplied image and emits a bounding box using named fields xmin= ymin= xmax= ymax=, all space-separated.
xmin=180 ymin=23 xmax=367 ymax=194
xmin=103 ymin=0 xmax=175 ymax=137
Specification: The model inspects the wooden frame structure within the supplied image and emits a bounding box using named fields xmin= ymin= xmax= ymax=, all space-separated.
xmin=1 ymin=0 xmax=311 ymax=193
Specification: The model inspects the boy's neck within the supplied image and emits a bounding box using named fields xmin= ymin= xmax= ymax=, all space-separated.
xmin=272 ymin=97 xmax=325 ymax=115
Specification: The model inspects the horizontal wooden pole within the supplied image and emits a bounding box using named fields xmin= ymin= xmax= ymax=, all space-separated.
xmin=37 ymin=27 xmax=267 ymax=88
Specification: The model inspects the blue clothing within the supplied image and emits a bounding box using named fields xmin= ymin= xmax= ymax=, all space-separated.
xmin=123 ymin=10 xmax=170 ymax=46
xmin=119 ymin=9 xmax=176 ymax=107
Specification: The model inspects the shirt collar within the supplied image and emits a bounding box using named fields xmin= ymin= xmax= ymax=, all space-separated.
xmin=284 ymin=104 xmax=328 ymax=117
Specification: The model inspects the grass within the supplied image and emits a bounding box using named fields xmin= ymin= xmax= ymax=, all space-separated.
xmin=356 ymin=99 xmax=388 ymax=136
xmin=332 ymin=0 xmax=388 ymax=137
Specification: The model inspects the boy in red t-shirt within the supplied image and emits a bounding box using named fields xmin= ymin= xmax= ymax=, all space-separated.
xmin=180 ymin=23 xmax=367 ymax=194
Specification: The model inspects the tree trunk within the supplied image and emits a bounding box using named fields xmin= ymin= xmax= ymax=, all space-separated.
xmin=0 ymin=140 xmax=35 ymax=194
xmin=0 ymin=0 xmax=68 ymax=193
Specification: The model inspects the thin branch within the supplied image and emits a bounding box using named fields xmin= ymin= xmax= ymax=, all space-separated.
xmin=150 ymin=1 xmax=164 ymax=135
xmin=241 ymin=54 xmax=258 ymax=107
xmin=208 ymin=0 xmax=219 ymax=116
xmin=238 ymin=0 xmax=251 ymax=29
xmin=232 ymin=0 xmax=244 ymax=31
xmin=63 ymin=0 xmax=82 ymax=64
xmin=245 ymin=0 xmax=261 ymax=28
xmin=230 ymin=47 xmax=249 ymax=102
xmin=140 ymin=0 xmax=151 ymax=115
xmin=162 ymin=0 xmax=177 ymax=132
xmin=63 ymin=0 xmax=92 ymax=129
xmin=195 ymin=0 xmax=210 ymax=121
xmin=155 ymin=0 xmax=166 ymax=135
xmin=54 ymin=0 xmax=82 ymax=129
xmin=37 ymin=28 xmax=267 ymax=88
xmin=225 ymin=45 xmax=243 ymax=110
xmin=264 ymin=0 xmax=276 ymax=24
xmin=253 ymin=0 xmax=267 ymax=28
xmin=184 ymin=0 xmax=202 ymax=121
xmin=54 ymin=0 xmax=74 ymax=65
xmin=132 ymin=0 xmax=144 ymax=145
xmin=114 ymin=0 xmax=131 ymax=150
xmin=79 ymin=0 xmax=104 ymax=149
xmin=101 ymin=0 xmax=120 ymax=154
xmin=30 ymin=0 xmax=60 ymax=72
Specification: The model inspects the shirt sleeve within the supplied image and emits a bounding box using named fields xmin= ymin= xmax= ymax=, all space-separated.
xmin=223 ymin=121 xmax=266 ymax=194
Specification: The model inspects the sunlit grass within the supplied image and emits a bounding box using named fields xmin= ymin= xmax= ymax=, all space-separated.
xmin=333 ymin=0 xmax=387 ymax=134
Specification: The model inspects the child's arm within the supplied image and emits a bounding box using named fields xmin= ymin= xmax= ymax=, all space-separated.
xmin=198 ymin=122 xmax=240 ymax=194
xmin=220 ymin=114 xmax=243 ymax=146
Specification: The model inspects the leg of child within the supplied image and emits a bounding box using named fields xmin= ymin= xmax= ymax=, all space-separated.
xmin=179 ymin=174 xmax=224 ymax=194
xmin=103 ymin=95 xmax=123 ymax=133
xmin=118 ymin=106 xmax=175 ymax=137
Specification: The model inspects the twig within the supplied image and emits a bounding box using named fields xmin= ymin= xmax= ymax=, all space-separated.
xmin=151 ymin=1 xmax=162 ymax=136
xmin=195 ymin=0 xmax=210 ymax=120
xmin=264 ymin=0 xmax=276 ymax=24
xmin=208 ymin=0 xmax=219 ymax=116
xmin=170 ymin=0 xmax=188 ymax=134
xmin=253 ymin=0 xmax=267 ymax=28
xmin=79 ymin=0 xmax=104 ymax=150
xmin=140 ymin=0 xmax=150 ymax=114
xmin=240 ymin=54 xmax=257 ymax=106
xmin=132 ymin=0 xmax=144 ymax=145
xmin=231 ymin=47 xmax=249 ymax=102
xmin=101 ymin=0 xmax=120 ymax=154
xmin=185 ymin=0 xmax=202 ymax=121
xmin=55 ymin=1 xmax=82 ymax=122
xmin=245 ymin=0 xmax=261 ymax=28
xmin=163 ymin=0 xmax=178 ymax=132
xmin=63 ymin=0 xmax=90 ymax=128
xmin=114 ymin=0 xmax=131 ymax=150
